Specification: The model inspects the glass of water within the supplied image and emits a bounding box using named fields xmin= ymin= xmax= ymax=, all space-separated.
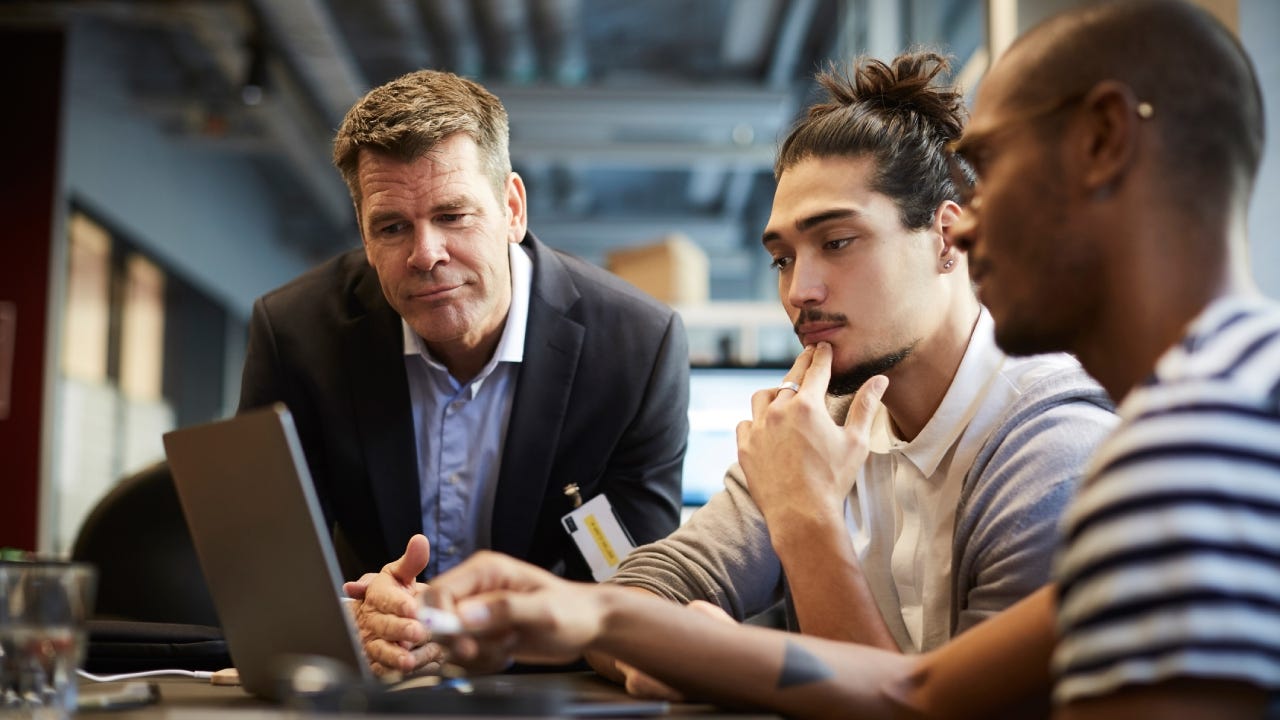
xmin=0 ymin=561 xmax=96 ymax=719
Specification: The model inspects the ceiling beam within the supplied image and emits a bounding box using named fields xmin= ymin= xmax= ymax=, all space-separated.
xmin=531 ymin=217 xmax=745 ymax=254
xmin=251 ymin=0 xmax=366 ymax=127
xmin=767 ymin=0 xmax=820 ymax=88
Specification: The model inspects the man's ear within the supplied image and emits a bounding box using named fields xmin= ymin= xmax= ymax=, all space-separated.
xmin=934 ymin=200 xmax=963 ymax=254
xmin=505 ymin=172 xmax=528 ymax=244
xmin=1076 ymin=80 xmax=1146 ymax=198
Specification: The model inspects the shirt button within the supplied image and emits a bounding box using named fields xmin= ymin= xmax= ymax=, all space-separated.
xmin=449 ymin=473 xmax=461 ymax=485
xmin=444 ymin=545 xmax=458 ymax=557
xmin=450 ymin=401 xmax=464 ymax=412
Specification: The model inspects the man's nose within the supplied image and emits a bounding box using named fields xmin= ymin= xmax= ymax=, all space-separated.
xmin=786 ymin=258 xmax=827 ymax=308
xmin=408 ymin=227 xmax=449 ymax=271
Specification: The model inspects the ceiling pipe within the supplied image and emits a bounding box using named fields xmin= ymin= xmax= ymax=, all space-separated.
xmin=361 ymin=0 xmax=435 ymax=80
xmin=474 ymin=0 xmax=537 ymax=84
xmin=250 ymin=0 xmax=367 ymax=127
xmin=766 ymin=0 xmax=820 ymax=88
xmin=416 ymin=0 xmax=482 ymax=77
xmin=531 ymin=0 xmax=587 ymax=85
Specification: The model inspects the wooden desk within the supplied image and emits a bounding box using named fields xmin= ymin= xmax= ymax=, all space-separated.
xmin=79 ymin=672 xmax=781 ymax=718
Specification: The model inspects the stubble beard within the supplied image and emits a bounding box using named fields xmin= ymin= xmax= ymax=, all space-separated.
xmin=826 ymin=343 xmax=915 ymax=397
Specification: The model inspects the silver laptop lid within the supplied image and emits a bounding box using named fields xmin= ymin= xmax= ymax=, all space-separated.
xmin=163 ymin=404 xmax=372 ymax=700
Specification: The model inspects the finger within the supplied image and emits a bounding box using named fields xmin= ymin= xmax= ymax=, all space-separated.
xmin=453 ymin=632 xmax=518 ymax=674
xmin=430 ymin=551 xmax=555 ymax=601
xmin=618 ymin=661 xmax=685 ymax=702
xmin=799 ymin=342 xmax=834 ymax=401
xmin=342 ymin=572 xmax=380 ymax=600
xmin=734 ymin=419 xmax=752 ymax=457
xmin=407 ymin=642 xmax=446 ymax=673
xmin=843 ymin=374 xmax=889 ymax=437
xmin=363 ymin=636 xmax=416 ymax=674
xmin=752 ymin=347 xmax=814 ymax=417
xmin=362 ymin=575 xmax=421 ymax=619
xmin=748 ymin=386 xmax=774 ymax=421
xmin=384 ymin=534 xmax=432 ymax=585
xmin=361 ymin=606 xmax=427 ymax=645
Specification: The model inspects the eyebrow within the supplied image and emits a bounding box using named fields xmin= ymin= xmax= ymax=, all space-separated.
xmin=365 ymin=196 xmax=476 ymax=227
xmin=761 ymin=208 xmax=862 ymax=245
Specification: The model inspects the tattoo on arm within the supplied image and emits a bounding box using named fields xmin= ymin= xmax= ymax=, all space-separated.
xmin=778 ymin=640 xmax=835 ymax=689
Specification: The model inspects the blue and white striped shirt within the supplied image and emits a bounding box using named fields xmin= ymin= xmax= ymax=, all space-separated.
xmin=1053 ymin=294 xmax=1280 ymax=707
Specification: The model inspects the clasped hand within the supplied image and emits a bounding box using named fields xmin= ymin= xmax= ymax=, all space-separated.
xmin=344 ymin=534 xmax=446 ymax=677
xmin=351 ymin=537 xmax=609 ymax=677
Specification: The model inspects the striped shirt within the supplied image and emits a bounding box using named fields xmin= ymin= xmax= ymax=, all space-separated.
xmin=1053 ymin=294 xmax=1280 ymax=707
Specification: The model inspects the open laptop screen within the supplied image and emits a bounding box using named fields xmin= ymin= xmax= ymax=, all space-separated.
xmin=682 ymin=366 xmax=785 ymax=506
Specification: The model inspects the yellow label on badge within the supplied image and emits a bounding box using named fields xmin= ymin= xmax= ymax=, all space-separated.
xmin=584 ymin=514 xmax=618 ymax=566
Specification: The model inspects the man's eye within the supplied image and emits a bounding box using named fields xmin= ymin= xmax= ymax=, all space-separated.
xmin=378 ymin=222 xmax=409 ymax=236
xmin=824 ymin=238 xmax=852 ymax=251
xmin=438 ymin=213 xmax=466 ymax=223
xmin=769 ymin=256 xmax=793 ymax=271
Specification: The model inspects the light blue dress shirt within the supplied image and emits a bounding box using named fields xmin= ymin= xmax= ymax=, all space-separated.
xmin=402 ymin=243 xmax=531 ymax=577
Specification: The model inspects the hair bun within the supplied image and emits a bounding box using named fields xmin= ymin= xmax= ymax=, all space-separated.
xmin=815 ymin=52 xmax=965 ymax=143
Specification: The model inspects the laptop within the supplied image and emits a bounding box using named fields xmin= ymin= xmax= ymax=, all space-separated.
xmin=163 ymin=404 xmax=668 ymax=716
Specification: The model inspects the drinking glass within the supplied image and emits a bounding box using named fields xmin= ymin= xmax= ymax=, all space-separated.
xmin=0 ymin=561 xmax=96 ymax=719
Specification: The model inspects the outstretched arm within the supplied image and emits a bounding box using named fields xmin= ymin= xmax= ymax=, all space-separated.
xmin=427 ymin=552 xmax=1058 ymax=719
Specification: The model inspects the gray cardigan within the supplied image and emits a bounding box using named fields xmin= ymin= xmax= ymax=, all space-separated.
xmin=611 ymin=361 xmax=1115 ymax=646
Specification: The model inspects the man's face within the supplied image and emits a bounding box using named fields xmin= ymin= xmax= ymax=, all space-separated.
xmin=763 ymin=155 xmax=947 ymax=395
xmin=950 ymin=62 xmax=1103 ymax=357
xmin=357 ymin=133 xmax=525 ymax=363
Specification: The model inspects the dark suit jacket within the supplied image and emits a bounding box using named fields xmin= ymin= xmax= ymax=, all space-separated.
xmin=237 ymin=233 xmax=688 ymax=582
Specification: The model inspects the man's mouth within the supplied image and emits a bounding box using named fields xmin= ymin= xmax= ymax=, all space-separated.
xmin=795 ymin=321 xmax=844 ymax=346
xmin=411 ymin=283 xmax=463 ymax=300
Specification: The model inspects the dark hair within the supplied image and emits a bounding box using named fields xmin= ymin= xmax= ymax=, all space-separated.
xmin=1011 ymin=0 xmax=1265 ymax=213
xmin=332 ymin=69 xmax=511 ymax=209
xmin=775 ymin=51 xmax=967 ymax=230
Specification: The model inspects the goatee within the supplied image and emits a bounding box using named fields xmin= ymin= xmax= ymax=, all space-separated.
xmin=827 ymin=344 xmax=914 ymax=397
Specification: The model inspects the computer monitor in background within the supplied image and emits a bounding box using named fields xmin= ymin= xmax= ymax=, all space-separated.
xmin=682 ymin=365 xmax=786 ymax=507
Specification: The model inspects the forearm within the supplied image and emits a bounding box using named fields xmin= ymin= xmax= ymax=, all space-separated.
xmin=907 ymin=585 xmax=1056 ymax=717
xmin=612 ymin=474 xmax=785 ymax=619
xmin=588 ymin=585 xmax=919 ymax=720
xmin=769 ymin=510 xmax=899 ymax=651
xmin=584 ymin=586 xmax=668 ymax=684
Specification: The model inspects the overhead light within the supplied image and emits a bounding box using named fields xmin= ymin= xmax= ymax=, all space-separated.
xmin=241 ymin=36 xmax=267 ymax=106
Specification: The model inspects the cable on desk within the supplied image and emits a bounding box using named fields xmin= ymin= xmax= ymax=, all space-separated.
xmin=77 ymin=668 xmax=214 ymax=682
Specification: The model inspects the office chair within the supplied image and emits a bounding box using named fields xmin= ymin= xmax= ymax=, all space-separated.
xmin=71 ymin=459 xmax=219 ymax=626
xmin=71 ymin=460 xmax=233 ymax=672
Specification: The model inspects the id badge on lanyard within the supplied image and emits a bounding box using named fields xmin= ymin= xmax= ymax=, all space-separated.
xmin=561 ymin=492 xmax=636 ymax=581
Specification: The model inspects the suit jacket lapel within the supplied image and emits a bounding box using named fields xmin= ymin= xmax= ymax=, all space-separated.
xmin=343 ymin=263 xmax=422 ymax=561
xmin=492 ymin=236 xmax=584 ymax=556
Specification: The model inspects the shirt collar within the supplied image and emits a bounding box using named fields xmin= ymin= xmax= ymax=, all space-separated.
xmin=401 ymin=242 xmax=532 ymax=388
xmin=868 ymin=307 xmax=1007 ymax=477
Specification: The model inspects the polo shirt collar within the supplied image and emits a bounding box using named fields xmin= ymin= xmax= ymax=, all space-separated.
xmin=868 ymin=307 xmax=1006 ymax=477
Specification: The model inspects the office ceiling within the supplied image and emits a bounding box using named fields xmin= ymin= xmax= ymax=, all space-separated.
xmin=5 ymin=0 xmax=982 ymax=299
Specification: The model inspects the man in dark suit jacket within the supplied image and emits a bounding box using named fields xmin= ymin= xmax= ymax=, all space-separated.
xmin=237 ymin=69 xmax=687 ymax=601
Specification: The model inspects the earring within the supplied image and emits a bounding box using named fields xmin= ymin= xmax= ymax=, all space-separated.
xmin=943 ymin=258 xmax=955 ymax=271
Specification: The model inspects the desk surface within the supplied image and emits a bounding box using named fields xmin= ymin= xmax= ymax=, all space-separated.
xmin=79 ymin=671 xmax=781 ymax=719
